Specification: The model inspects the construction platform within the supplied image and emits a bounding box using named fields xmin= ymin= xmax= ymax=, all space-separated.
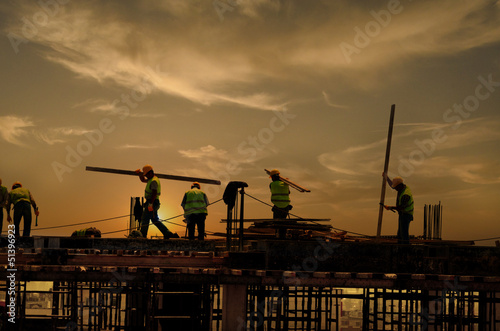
xmin=1 ymin=236 xmax=499 ymax=330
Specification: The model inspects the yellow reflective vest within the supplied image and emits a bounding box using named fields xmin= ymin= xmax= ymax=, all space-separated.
xmin=9 ymin=187 xmax=31 ymax=205
xmin=183 ymin=188 xmax=208 ymax=215
xmin=397 ymin=185 xmax=414 ymax=215
xmin=270 ymin=180 xmax=290 ymax=209
xmin=145 ymin=176 xmax=161 ymax=200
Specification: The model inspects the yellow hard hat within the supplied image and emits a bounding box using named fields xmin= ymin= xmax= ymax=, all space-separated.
xmin=391 ymin=176 xmax=404 ymax=188
xmin=192 ymin=182 xmax=200 ymax=189
xmin=12 ymin=181 xmax=22 ymax=189
xmin=269 ymin=169 xmax=280 ymax=176
xmin=142 ymin=164 xmax=153 ymax=174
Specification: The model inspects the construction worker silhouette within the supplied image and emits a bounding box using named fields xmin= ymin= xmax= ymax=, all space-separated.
xmin=7 ymin=182 xmax=39 ymax=237
xmin=135 ymin=165 xmax=176 ymax=239
xmin=269 ymin=169 xmax=292 ymax=219
xmin=181 ymin=182 xmax=209 ymax=240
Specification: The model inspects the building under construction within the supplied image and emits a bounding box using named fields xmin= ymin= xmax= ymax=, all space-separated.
xmin=1 ymin=143 xmax=499 ymax=330
xmin=1 ymin=181 xmax=499 ymax=331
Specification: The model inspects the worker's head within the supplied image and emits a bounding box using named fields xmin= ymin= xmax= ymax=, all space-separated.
xmin=142 ymin=164 xmax=153 ymax=176
xmin=391 ymin=176 xmax=404 ymax=188
xmin=269 ymin=169 xmax=280 ymax=176
xmin=191 ymin=182 xmax=200 ymax=189
xmin=269 ymin=169 xmax=281 ymax=181
xmin=12 ymin=181 xmax=22 ymax=189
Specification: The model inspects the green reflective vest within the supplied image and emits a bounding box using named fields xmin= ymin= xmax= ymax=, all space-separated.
xmin=9 ymin=187 xmax=31 ymax=205
xmin=397 ymin=185 xmax=414 ymax=215
xmin=145 ymin=176 xmax=161 ymax=200
xmin=183 ymin=189 xmax=208 ymax=215
xmin=270 ymin=181 xmax=290 ymax=209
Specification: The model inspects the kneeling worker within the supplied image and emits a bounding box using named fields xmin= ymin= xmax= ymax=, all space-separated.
xmin=181 ymin=182 xmax=209 ymax=240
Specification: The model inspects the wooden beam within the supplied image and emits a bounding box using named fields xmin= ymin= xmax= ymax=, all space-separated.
xmin=377 ymin=104 xmax=396 ymax=238
xmin=86 ymin=166 xmax=221 ymax=185
xmin=265 ymin=169 xmax=310 ymax=192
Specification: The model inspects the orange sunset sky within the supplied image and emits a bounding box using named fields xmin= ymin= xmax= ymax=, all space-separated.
xmin=1 ymin=0 xmax=499 ymax=245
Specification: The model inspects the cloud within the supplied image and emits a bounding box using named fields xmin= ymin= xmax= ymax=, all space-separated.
xmin=416 ymin=156 xmax=500 ymax=185
xmin=319 ymin=117 xmax=500 ymax=182
xmin=3 ymin=1 xmax=500 ymax=111
xmin=178 ymin=145 xmax=227 ymax=159
xmin=322 ymin=91 xmax=349 ymax=109
xmin=0 ymin=116 xmax=34 ymax=146
xmin=33 ymin=127 xmax=94 ymax=145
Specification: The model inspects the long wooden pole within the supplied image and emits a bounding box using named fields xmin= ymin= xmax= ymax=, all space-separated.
xmin=86 ymin=166 xmax=221 ymax=185
xmin=377 ymin=104 xmax=396 ymax=238
xmin=264 ymin=169 xmax=310 ymax=192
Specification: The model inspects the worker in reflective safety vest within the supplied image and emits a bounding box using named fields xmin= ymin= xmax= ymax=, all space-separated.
xmin=135 ymin=164 xmax=175 ymax=239
xmin=269 ymin=169 xmax=292 ymax=219
xmin=181 ymin=182 xmax=209 ymax=240
xmin=7 ymin=181 xmax=39 ymax=237
xmin=383 ymin=174 xmax=414 ymax=245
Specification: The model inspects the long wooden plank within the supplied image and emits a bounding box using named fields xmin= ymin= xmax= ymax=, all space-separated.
xmin=86 ymin=166 xmax=221 ymax=185
xmin=264 ymin=169 xmax=310 ymax=192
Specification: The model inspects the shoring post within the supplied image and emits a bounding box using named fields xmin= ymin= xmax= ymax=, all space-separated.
xmin=239 ymin=187 xmax=245 ymax=252
xmin=377 ymin=104 xmax=396 ymax=238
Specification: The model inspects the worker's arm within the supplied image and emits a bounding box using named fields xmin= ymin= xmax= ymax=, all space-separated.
xmin=29 ymin=191 xmax=39 ymax=216
xmin=0 ymin=189 xmax=7 ymax=208
xmin=382 ymin=172 xmax=393 ymax=188
xmin=145 ymin=189 xmax=157 ymax=212
xmin=181 ymin=194 xmax=187 ymax=210
xmin=383 ymin=204 xmax=397 ymax=211
xmin=384 ymin=195 xmax=409 ymax=212
xmin=6 ymin=196 xmax=12 ymax=223
xmin=135 ymin=169 xmax=148 ymax=183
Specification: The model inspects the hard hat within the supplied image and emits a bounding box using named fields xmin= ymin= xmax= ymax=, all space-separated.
xmin=269 ymin=169 xmax=280 ymax=176
xmin=191 ymin=182 xmax=200 ymax=189
xmin=12 ymin=181 xmax=22 ymax=189
xmin=391 ymin=176 xmax=404 ymax=188
xmin=142 ymin=164 xmax=153 ymax=174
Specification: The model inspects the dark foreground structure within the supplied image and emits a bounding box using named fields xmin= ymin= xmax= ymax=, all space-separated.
xmin=1 ymin=236 xmax=499 ymax=330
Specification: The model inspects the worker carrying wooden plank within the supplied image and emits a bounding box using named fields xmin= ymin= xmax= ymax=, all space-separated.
xmin=268 ymin=169 xmax=293 ymax=219
xmin=135 ymin=164 xmax=178 ymax=239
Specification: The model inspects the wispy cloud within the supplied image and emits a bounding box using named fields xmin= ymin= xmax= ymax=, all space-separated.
xmin=0 ymin=116 xmax=34 ymax=146
xmin=322 ymin=91 xmax=350 ymax=109
xmin=3 ymin=1 xmax=500 ymax=109
xmin=179 ymin=145 xmax=227 ymax=159
xmin=416 ymin=156 xmax=500 ymax=185
xmin=319 ymin=117 xmax=500 ymax=180
xmin=33 ymin=127 xmax=93 ymax=145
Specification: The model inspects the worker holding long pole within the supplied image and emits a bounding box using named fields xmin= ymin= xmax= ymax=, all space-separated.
xmin=135 ymin=164 xmax=177 ymax=239
xmin=382 ymin=174 xmax=414 ymax=245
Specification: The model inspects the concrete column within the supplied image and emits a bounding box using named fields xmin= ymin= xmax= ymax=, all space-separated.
xmin=222 ymin=284 xmax=247 ymax=331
